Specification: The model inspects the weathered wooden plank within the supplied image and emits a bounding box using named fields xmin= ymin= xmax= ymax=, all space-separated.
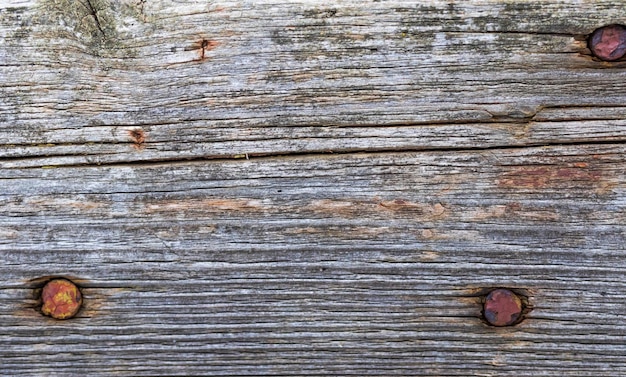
xmin=0 ymin=1 xmax=626 ymax=167
xmin=1 ymin=144 xmax=625 ymax=375
xmin=2 ymin=0 xmax=626 ymax=375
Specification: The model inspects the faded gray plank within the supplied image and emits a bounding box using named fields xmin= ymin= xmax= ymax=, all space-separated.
xmin=2 ymin=0 xmax=626 ymax=376
xmin=0 ymin=1 xmax=625 ymax=167
xmin=1 ymin=144 xmax=625 ymax=376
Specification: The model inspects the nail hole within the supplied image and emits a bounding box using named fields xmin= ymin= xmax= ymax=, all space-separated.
xmin=128 ymin=128 xmax=146 ymax=149
xmin=198 ymin=39 xmax=219 ymax=60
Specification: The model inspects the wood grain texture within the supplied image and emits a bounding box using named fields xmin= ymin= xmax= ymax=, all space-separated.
xmin=0 ymin=0 xmax=625 ymax=167
xmin=1 ymin=0 xmax=626 ymax=376
xmin=2 ymin=144 xmax=625 ymax=376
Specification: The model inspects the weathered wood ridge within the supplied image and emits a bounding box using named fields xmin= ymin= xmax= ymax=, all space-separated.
xmin=1 ymin=0 xmax=625 ymax=375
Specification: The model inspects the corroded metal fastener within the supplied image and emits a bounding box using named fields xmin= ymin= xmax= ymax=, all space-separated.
xmin=589 ymin=24 xmax=626 ymax=61
xmin=483 ymin=288 xmax=522 ymax=327
xmin=40 ymin=279 xmax=83 ymax=320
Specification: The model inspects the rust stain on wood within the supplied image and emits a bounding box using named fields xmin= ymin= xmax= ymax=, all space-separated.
xmin=468 ymin=205 xmax=508 ymax=220
xmin=467 ymin=203 xmax=560 ymax=222
xmin=25 ymin=197 xmax=108 ymax=212
xmin=378 ymin=199 xmax=422 ymax=211
xmin=0 ymin=226 xmax=19 ymax=239
xmin=497 ymin=163 xmax=605 ymax=190
xmin=419 ymin=250 xmax=439 ymax=261
xmin=195 ymin=39 xmax=220 ymax=60
xmin=283 ymin=225 xmax=392 ymax=237
xmin=129 ymin=128 xmax=146 ymax=150
xmin=306 ymin=199 xmax=448 ymax=220
xmin=379 ymin=200 xmax=446 ymax=217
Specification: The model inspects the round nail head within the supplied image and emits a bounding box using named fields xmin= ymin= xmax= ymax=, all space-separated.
xmin=41 ymin=279 xmax=82 ymax=320
xmin=589 ymin=24 xmax=626 ymax=61
xmin=483 ymin=288 xmax=522 ymax=327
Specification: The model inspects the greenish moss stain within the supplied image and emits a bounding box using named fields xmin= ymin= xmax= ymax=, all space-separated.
xmin=0 ymin=7 xmax=32 ymax=43
xmin=38 ymin=0 xmax=110 ymax=45
xmin=3 ymin=6 xmax=29 ymax=14
xmin=36 ymin=0 xmax=145 ymax=58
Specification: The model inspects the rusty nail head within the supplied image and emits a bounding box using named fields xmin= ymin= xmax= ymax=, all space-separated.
xmin=483 ymin=288 xmax=523 ymax=327
xmin=589 ymin=24 xmax=626 ymax=61
xmin=40 ymin=279 xmax=82 ymax=320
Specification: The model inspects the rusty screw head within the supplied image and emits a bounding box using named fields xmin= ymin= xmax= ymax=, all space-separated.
xmin=589 ymin=24 xmax=626 ymax=61
xmin=483 ymin=288 xmax=523 ymax=327
xmin=40 ymin=279 xmax=82 ymax=320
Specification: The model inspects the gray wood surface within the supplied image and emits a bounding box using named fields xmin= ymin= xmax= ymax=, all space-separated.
xmin=1 ymin=0 xmax=625 ymax=376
